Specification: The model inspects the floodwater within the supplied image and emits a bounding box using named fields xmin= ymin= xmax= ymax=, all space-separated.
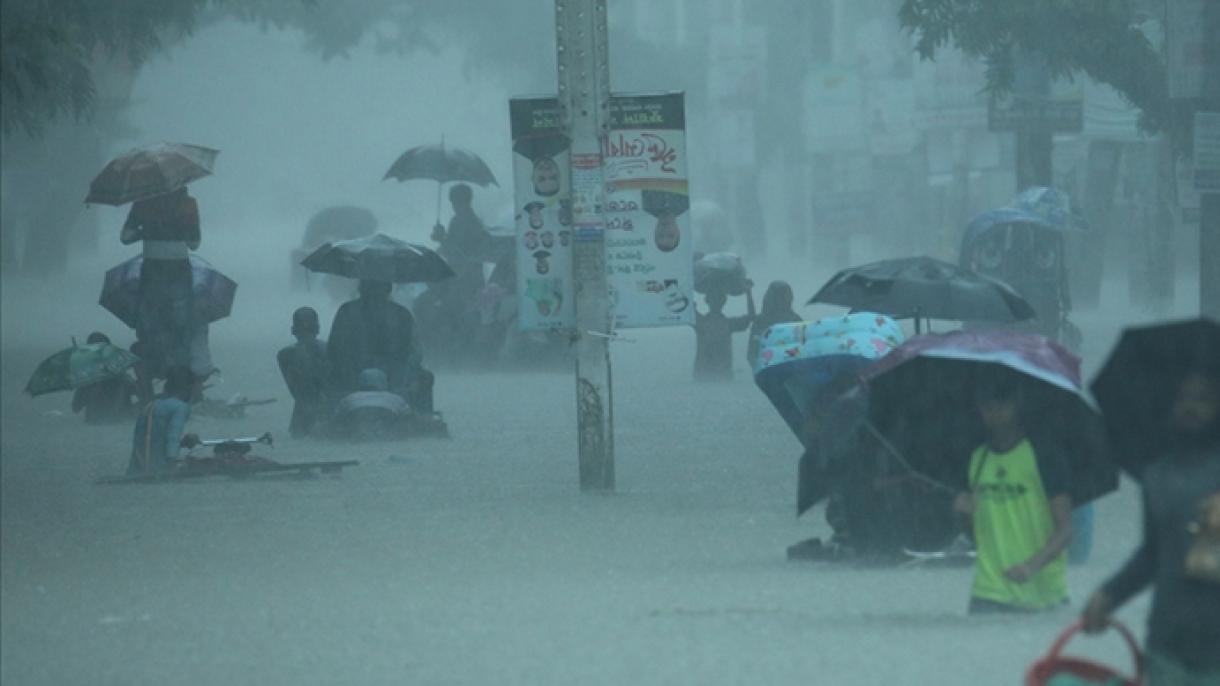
xmin=0 ymin=268 xmax=1179 ymax=685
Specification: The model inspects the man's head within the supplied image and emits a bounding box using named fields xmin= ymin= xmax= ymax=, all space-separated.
xmin=654 ymin=212 xmax=680 ymax=253
xmin=531 ymin=158 xmax=561 ymax=197
xmin=1170 ymin=371 xmax=1220 ymax=442
xmin=291 ymin=306 xmax=320 ymax=339
xmin=449 ymin=183 xmax=473 ymax=209
xmin=358 ymin=279 xmax=393 ymax=301
xmin=975 ymin=372 xmax=1024 ymax=437
xmin=163 ymin=366 xmax=194 ymax=402
xmin=706 ymin=291 xmax=727 ymax=313
xmin=86 ymin=331 xmax=111 ymax=345
xmin=761 ymin=281 xmax=794 ymax=316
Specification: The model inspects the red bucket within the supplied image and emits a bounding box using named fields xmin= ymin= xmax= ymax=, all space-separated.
xmin=1026 ymin=620 xmax=1143 ymax=686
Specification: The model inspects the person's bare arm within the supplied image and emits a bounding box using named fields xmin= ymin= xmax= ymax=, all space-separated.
xmin=120 ymin=208 xmax=142 ymax=244
xmin=1005 ymin=494 xmax=1072 ymax=582
xmin=183 ymin=198 xmax=201 ymax=250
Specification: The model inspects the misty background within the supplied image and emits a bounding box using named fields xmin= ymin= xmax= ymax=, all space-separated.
xmin=0 ymin=1 xmax=1210 ymax=685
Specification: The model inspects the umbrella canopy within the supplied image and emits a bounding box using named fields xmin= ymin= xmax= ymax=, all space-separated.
xmin=961 ymin=206 xmax=1055 ymax=250
xmin=862 ymin=330 xmax=1117 ymax=506
xmin=809 ymin=256 xmax=1035 ymax=324
xmin=86 ymin=143 xmax=218 ymax=206
xmin=101 ymin=255 xmax=237 ymax=329
xmin=752 ymin=314 xmax=905 ymax=515
xmin=383 ymin=142 xmax=498 ymax=187
xmin=301 ymin=233 xmax=455 ymax=284
xmin=1090 ymin=317 xmax=1220 ymax=479
xmin=26 ymin=341 xmax=140 ymax=396
xmin=1011 ymin=186 xmax=1085 ymax=232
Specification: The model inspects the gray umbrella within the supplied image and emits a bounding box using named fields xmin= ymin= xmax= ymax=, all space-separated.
xmin=301 ymin=233 xmax=455 ymax=284
xmin=383 ymin=140 xmax=498 ymax=224
xmin=809 ymin=256 xmax=1035 ymax=329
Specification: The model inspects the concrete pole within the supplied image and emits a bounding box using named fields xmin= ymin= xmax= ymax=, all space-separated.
xmin=556 ymin=0 xmax=614 ymax=491
xmin=1198 ymin=1 xmax=1220 ymax=317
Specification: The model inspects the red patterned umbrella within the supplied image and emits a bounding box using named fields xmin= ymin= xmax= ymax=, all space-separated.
xmin=86 ymin=143 xmax=218 ymax=206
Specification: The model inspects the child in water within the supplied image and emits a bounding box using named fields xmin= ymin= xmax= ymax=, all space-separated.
xmin=955 ymin=372 xmax=1073 ymax=614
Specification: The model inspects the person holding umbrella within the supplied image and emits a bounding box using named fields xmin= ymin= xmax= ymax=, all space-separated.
xmin=431 ymin=183 xmax=490 ymax=359
xmin=431 ymin=184 xmax=490 ymax=262
xmin=955 ymin=371 xmax=1074 ymax=614
xmin=860 ymin=330 xmax=1117 ymax=607
xmin=302 ymin=233 xmax=453 ymax=417
xmin=90 ymin=143 xmax=218 ymax=389
xmin=328 ymin=280 xmax=434 ymax=416
xmin=71 ymin=332 xmax=139 ymax=424
xmin=1081 ymin=319 xmax=1220 ymax=684
xmin=119 ymin=186 xmax=203 ymax=383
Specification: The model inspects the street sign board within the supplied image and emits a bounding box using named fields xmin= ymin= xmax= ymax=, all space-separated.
xmin=988 ymin=94 xmax=1083 ymax=133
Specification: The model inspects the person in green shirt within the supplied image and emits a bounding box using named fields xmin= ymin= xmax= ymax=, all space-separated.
xmin=954 ymin=373 xmax=1074 ymax=613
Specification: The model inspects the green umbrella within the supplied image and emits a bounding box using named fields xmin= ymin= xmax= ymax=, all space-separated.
xmin=25 ymin=340 xmax=140 ymax=397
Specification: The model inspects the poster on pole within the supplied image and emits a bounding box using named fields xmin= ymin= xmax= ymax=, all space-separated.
xmin=604 ymin=92 xmax=693 ymax=329
xmin=510 ymin=97 xmax=574 ymax=331
xmin=509 ymin=93 xmax=694 ymax=331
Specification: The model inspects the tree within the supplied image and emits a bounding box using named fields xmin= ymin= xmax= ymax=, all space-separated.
xmin=1 ymin=0 xmax=550 ymax=138
xmin=0 ymin=0 xmax=546 ymax=272
xmin=898 ymin=0 xmax=1170 ymax=134
xmin=1 ymin=0 xmax=206 ymax=136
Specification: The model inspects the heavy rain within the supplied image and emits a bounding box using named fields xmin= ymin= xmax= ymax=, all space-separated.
xmin=2 ymin=2 xmax=1218 ymax=685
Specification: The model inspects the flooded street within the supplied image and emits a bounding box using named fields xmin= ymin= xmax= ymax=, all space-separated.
xmin=1 ymin=273 xmax=1155 ymax=685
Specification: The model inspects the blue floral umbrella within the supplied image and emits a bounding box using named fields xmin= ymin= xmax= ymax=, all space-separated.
xmin=100 ymin=254 xmax=237 ymax=329
xmin=753 ymin=314 xmax=905 ymax=514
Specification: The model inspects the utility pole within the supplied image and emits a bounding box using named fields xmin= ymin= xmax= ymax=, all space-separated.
xmin=556 ymin=0 xmax=614 ymax=491
xmin=1197 ymin=3 xmax=1220 ymax=318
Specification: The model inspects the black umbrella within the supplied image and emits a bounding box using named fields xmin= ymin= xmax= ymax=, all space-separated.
xmin=86 ymin=143 xmax=218 ymax=206
xmin=862 ymin=330 xmax=1117 ymax=506
xmin=383 ymin=140 xmax=498 ymax=225
xmin=301 ymin=233 xmax=455 ymax=284
xmin=809 ymin=256 xmax=1035 ymax=332
xmin=1090 ymin=317 xmax=1220 ymax=479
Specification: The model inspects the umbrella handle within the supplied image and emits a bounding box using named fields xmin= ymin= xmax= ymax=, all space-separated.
xmin=435 ymin=134 xmax=445 ymax=228
xmin=436 ymin=180 xmax=443 ymax=228
xmin=862 ymin=421 xmax=958 ymax=495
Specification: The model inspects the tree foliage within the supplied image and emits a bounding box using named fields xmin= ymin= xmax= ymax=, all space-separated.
xmin=1 ymin=0 xmax=551 ymax=137
xmin=1 ymin=0 xmax=207 ymax=136
xmin=899 ymin=0 xmax=1170 ymax=133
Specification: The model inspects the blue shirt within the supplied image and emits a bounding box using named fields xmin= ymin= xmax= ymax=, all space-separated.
xmin=131 ymin=398 xmax=191 ymax=470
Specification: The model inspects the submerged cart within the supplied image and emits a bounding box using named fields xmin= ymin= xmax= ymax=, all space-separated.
xmin=97 ymin=432 xmax=358 ymax=484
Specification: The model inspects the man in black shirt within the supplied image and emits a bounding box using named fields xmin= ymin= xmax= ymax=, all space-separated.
xmin=328 ymin=280 xmax=434 ymax=414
